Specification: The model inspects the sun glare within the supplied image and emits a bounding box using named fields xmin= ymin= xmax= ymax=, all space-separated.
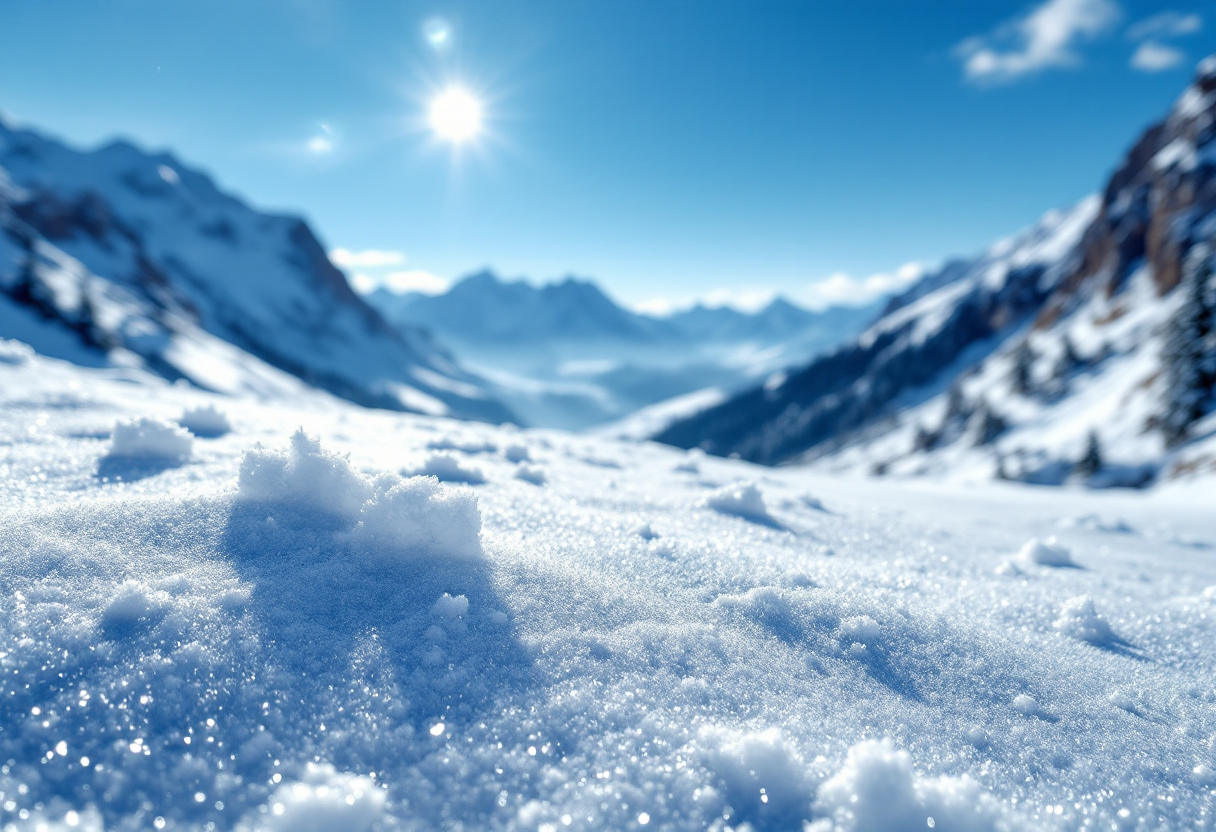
xmin=429 ymin=88 xmax=483 ymax=143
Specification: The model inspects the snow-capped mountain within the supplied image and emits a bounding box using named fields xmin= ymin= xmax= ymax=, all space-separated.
xmin=0 ymin=117 xmax=513 ymax=423
xmin=658 ymin=57 xmax=1216 ymax=486
xmin=368 ymin=271 xmax=877 ymax=430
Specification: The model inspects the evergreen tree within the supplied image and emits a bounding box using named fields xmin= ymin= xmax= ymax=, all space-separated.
xmin=972 ymin=401 xmax=1007 ymax=446
xmin=1052 ymin=334 xmax=1083 ymax=382
xmin=1009 ymin=340 xmax=1036 ymax=395
xmin=1160 ymin=243 xmax=1215 ymax=446
xmin=944 ymin=382 xmax=969 ymax=422
xmin=1076 ymin=430 xmax=1103 ymax=478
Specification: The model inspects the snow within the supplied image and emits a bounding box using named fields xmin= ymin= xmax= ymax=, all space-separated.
xmin=178 ymin=404 xmax=232 ymax=437
xmin=700 ymin=481 xmax=780 ymax=527
xmin=1 ymin=342 xmax=1216 ymax=831
xmin=105 ymin=417 xmax=193 ymax=461
xmin=1017 ymin=536 xmax=1078 ymax=567
xmin=406 ymin=450 xmax=488 ymax=484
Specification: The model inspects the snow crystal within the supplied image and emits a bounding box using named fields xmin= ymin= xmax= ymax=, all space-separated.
xmin=514 ymin=462 xmax=547 ymax=485
xmin=235 ymin=763 xmax=386 ymax=832
xmin=701 ymin=481 xmax=780 ymax=526
xmin=1017 ymin=536 xmax=1077 ymax=567
xmin=810 ymin=739 xmax=1003 ymax=832
xmin=1054 ymin=595 xmax=1120 ymax=646
xmin=431 ymin=593 xmax=469 ymax=619
xmin=105 ymin=417 xmax=193 ymax=461
xmin=178 ymin=404 xmax=232 ymax=437
xmin=407 ymin=451 xmax=487 ymax=484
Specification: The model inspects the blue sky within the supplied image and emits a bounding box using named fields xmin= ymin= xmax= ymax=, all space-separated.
xmin=0 ymin=0 xmax=1209 ymax=311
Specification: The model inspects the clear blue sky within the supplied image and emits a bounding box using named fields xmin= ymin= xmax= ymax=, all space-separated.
xmin=0 ymin=0 xmax=1209 ymax=310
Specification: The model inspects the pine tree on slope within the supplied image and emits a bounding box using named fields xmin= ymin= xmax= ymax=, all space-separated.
xmin=1160 ymin=244 xmax=1215 ymax=447
xmin=1076 ymin=430 xmax=1103 ymax=478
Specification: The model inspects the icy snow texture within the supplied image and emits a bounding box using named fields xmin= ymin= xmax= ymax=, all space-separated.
xmin=513 ymin=461 xmax=547 ymax=485
xmin=105 ymin=417 xmax=193 ymax=461
xmin=1 ymin=346 xmax=1215 ymax=831
xmin=178 ymin=404 xmax=232 ymax=437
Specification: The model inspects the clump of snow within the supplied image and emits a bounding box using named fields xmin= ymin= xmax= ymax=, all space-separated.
xmin=800 ymin=493 xmax=827 ymax=511
xmin=431 ymin=593 xmax=469 ymax=619
xmin=514 ymin=462 xmax=547 ymax=485
xmin=810 ymin=739 xmax=1004 ymax=832
xmin=105 ymin=417 xmax=193 ymax=461
xmin=1054 ymin=595 xmax=1119 ymax=645
xmin=178 ymin=404 xmax=232 ymax=437
xmin=406 ymin=451 xmax=487 ymax=484
xmin=701 ymin=481 xmax=779 ymax=526
xmin=673 ymin=448 xmax=704 ymax=473
xmin=0 ymin=338 xmax=33 ymax=365
xmin=428 ymin=436 xmax=497 ymax=454
xmin=1011 ymin=693 xmax=1050 ymax=719
xmin=698 ymin=726 xmax=814 ymax=827
xmin=239 ymin=430 xmax=482 ymax=558
xmin=99 ymin=581 xmax=170 ymax=639
xmin=1017 ymin=535 xmax=1077 ymax=567
xmin=504 ymin=443 xmax=530 ymax=463
xmin=235 ymin=763 xmax=386 ymax=832
xmin=635 ymin=521 xmax=660 ymax=540
xmin=1057 ymin=514 xmax=1133 ymax=533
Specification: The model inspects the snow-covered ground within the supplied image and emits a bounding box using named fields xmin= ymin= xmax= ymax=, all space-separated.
xmin=2 ymin=340 xmax=1215 ymax=832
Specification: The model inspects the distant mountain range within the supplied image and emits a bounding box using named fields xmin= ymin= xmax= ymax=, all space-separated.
xmin=367 ymin=272 xmax=878 ymax=430
xmin=657 ymin=57 xmax=1216 ymax=486
xmin=0 ymin=117 xmax=513 ymax=423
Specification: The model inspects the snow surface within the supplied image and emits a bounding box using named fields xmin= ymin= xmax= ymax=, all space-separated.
xmin=1 ymin=343 xmax=1215 ymax=831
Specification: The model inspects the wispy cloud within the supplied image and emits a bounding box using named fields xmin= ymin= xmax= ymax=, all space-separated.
xmin=955 ymin=0 xmax=1121 ymax=84
xmin=633 ymin=288 xmax=777 ymax=317
xmin=329 ymin=248 xmax=407 ymax=269
xmin=383 ymin=270 xmax=449 ymax=295
xmin=1126 ymin=11 xmax=1201 ymax=41
xmin=1130 ymin=40 xmax=1186 ymax=72
xmin=802 ymin=263 xmax=925 ymax=311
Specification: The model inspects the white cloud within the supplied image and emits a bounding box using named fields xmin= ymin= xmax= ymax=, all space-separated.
xmin=1126 ymin=11 xmax=1201 ymax=41
xmin=956 ymin=0 xmax=1121 ymax=83
xmin=1130 ymin=40 xmax=1186 ymax=71
xmin=349 ymin=273 xmax=377 ymax=294
xmin=802 ymin=262 xmax=925 ymax=310
xmin=384 ymin=270 xmax=450 ymax=295
xmin=329 ymin=248 xmax=408 ymax=269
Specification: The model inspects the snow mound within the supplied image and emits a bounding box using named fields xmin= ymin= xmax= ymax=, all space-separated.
xmin=427 ymin=436 xmax=498 ymax=454
xmin=178 ymin=404 xmax=232 ymax=437
xmin=105 ymin=417 xmax=193 ymax=461
xmin=514 ymin=462 xmax=547 ymax=485
xmin=239 ymin=430 xmax=482 ymax=558
xmin=0 ymin=337 xmax=33 ymax=365
xmin=810 ymin=739 xmax=1004 ymax=832
xmin=701 ymin=481 xmax=779 ymax=526
xmin=1017 ymin=536 xmax=1077 ymax=567
xmin=407 ymin=451 xmax=487 ymax=484
xmin=504 ymin=443 xmax=531 ymax=462
xmin=1057 ymin=514 xmax=1134 ymax=533
xmin=431 ymin=593 xmax=469 ymax=619
xmin=236 ymin=763 xmax=387 ymax=832
xmin=698 ymin=726 xmax=814 ymax=827
xmin=1054 ymin=595 xmax=1120 ymax=646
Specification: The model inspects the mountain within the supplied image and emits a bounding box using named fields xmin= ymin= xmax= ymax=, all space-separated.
xmin=0 ymin=116 xmax=513 ymax=423
xmin=368 ymin=272 xmax=878 ymax=430
xmin=656 ymin=57 xmax=1216 ymax=486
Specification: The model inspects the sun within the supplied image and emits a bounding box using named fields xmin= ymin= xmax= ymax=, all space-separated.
xmin=429 ymin=87 xmax=483 ymax=143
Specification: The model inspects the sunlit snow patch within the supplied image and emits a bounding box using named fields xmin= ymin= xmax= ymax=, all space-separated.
xmin=701 ymin=481 xmax=781 ymax=527
xmin=104 ymin=417 xmax=193 ymax=461
xmin=1017 ymin=536 xmax=1078 ymax=567
xmin=1054 ymin=595 xmax=1122 ymax=646
xmin=239 ymin=430 xmax=482 ymax=558
xmin=235 ymin=763 xmax=387 ymax=832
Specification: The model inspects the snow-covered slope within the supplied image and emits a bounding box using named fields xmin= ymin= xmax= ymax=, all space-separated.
xmin=369 ymin=272 xmax=877 ymax=430
xmin=658 ymin=58 xmax=1216 ymax=487
xmin=1 ymin=340 xmax=1214 ymax=831
xmin=0 ymin=117 xmax=513 ymax=423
